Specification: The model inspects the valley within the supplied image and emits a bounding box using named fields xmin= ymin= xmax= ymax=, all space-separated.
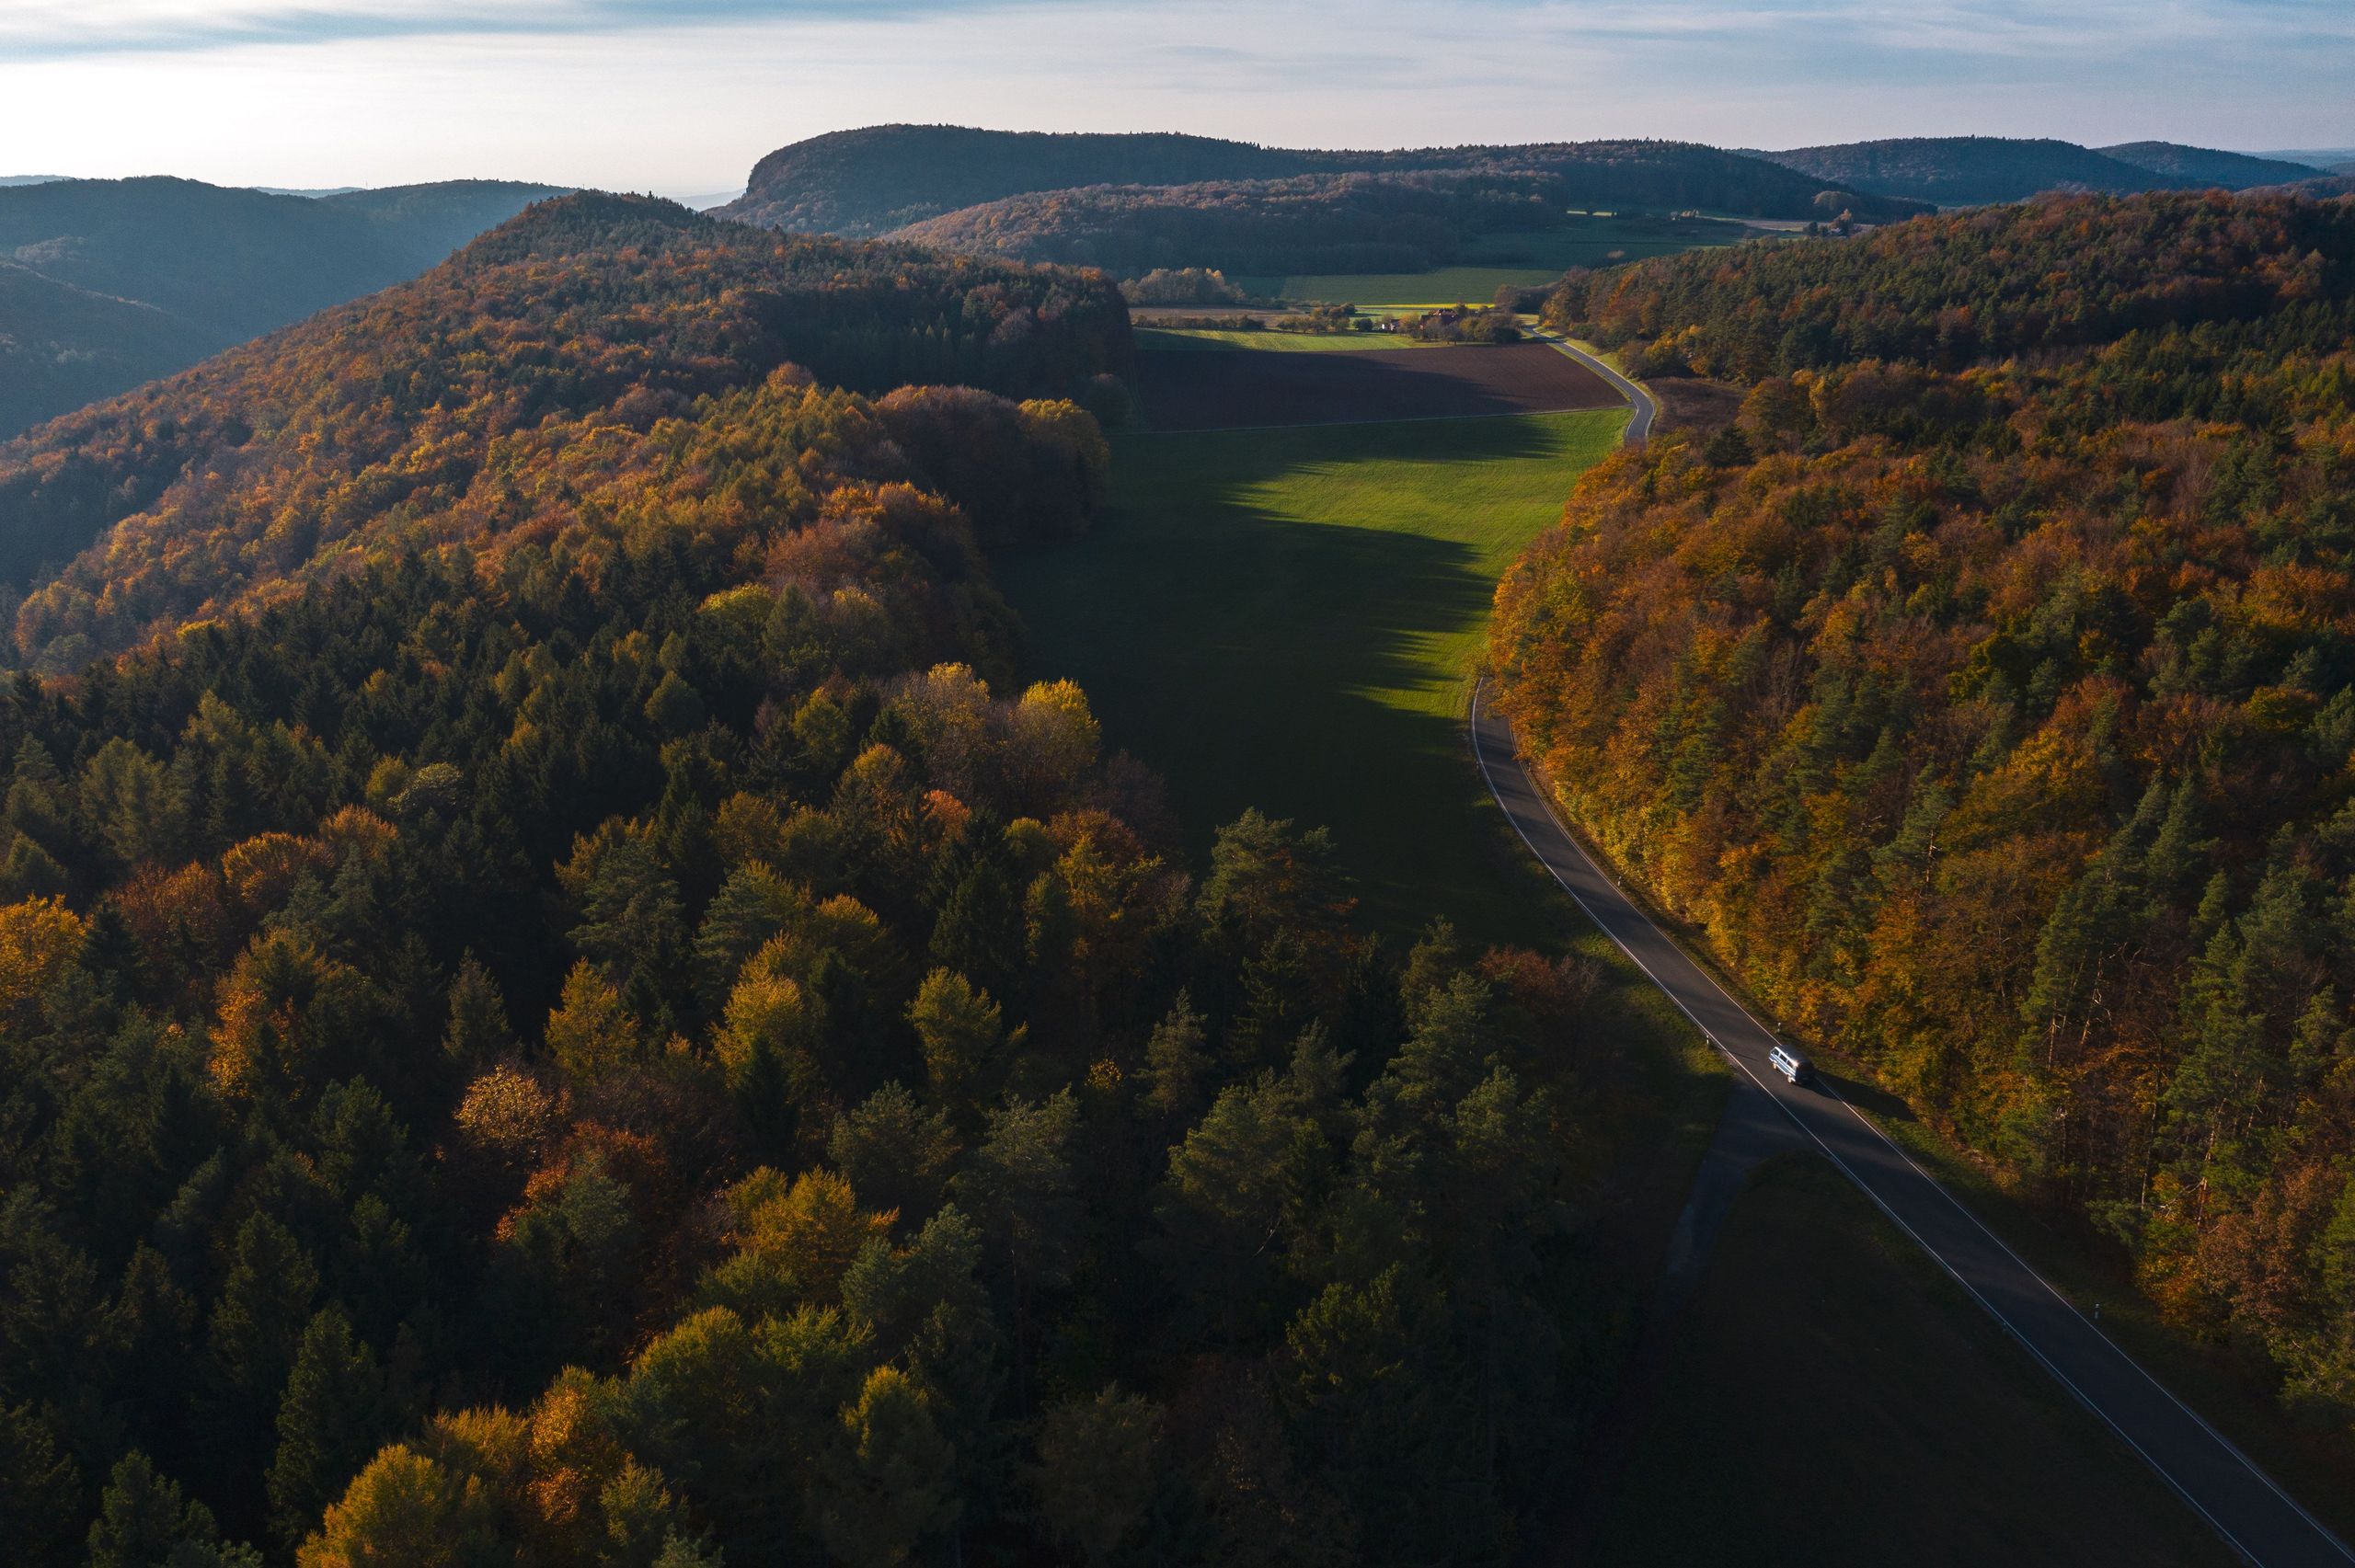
xmin=3 ymin=96 xmax=2354 ymax=1568
xmin=997 ymin=348 xmax=1628 ymax=942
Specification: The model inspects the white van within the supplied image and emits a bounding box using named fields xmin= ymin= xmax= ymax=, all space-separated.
xmin=1768 ymin=1044 xmax=1815 ymax=1086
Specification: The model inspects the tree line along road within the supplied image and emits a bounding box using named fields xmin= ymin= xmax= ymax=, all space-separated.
xmin=1466 ymin=343 xmax=2347 ymax=1565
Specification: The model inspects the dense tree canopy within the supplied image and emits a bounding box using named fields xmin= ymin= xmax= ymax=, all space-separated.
xmin=893 ymin=172 xmax=1546 ymax=280
xmin=1758 ymin=136 xmax=2323 ymax=208
xmin=719 ymin=124 xmax=1922 ymax=240
xmin=0 ymin=193 xmax=1133 ymax=670
xmin=1496 ymin=189 xmax=2355 ymax=1413
xmin=0 ymin=189 xmax=1625 ymax=1565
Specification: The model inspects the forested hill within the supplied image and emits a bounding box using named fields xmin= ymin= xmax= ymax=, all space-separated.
xmin=894 ymin=171 xmax=1554 ymax=278
xmin=0 ymin=261 xmax=222 ymax=441
xmin=2097 ymin=141 xmax=2326 ymax=189
xmin=0 ymin=177 xmax=1619 ymax=1567
xmin=0 ymin=191 xmax=1132 ymax=671
xmin=0 ymin=177 xmax=563 ymax=439
xmin=1758 ymin=136 xmax=2315 ymax=205
xmin=1544 ymin=188 xmax=2355 ymax=379
xmin=718 ymin=124 xmax=1922 ymax=239
xmin=890 ymin=146 xmax=1926 ymax=278
xmin=1494 ymin=189 xmax=2355 ymax=1413
xmin=718 ymin=127 xmax=1309 ymax=235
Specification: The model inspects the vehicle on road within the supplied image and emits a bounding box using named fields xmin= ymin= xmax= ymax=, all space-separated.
xmin=1768 ymin=1043 xmax=1815 ymax=1085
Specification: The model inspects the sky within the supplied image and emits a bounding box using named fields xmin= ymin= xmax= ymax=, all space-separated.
xmin=2 ymin=0 xmax=2350 ymax=198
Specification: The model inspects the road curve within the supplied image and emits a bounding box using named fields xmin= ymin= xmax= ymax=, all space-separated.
xmin=1532 ymin=331 xmax=1655 ymax=442
xmin=1469 ymin=682 xmax=2352 ymax=1568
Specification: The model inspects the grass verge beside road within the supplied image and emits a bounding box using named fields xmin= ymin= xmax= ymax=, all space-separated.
xmin=1590 ymin=1155 xmax=2242 ymax=1568
xmin=1861 ymin=1107 xmax=2355 ymax=1547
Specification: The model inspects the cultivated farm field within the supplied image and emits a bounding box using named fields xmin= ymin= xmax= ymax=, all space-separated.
xmin=1139 ymin=339 xmax=1620 ymax=430
xmin=1132 ymin=326 xmax=1441 ymax=352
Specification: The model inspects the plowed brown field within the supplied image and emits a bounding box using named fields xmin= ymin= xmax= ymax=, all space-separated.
xmin=1139 ymin=340 xmax=1621 ymax=430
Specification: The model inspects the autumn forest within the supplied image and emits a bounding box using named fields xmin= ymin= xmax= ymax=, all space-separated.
xmin=0 ymin=190 xmax=1619 ymax=1565
xmin=6 ymin=113 xmax=2355 ymax=1568
xmin=1498 ymin=190 xmax=2355 ymax=1402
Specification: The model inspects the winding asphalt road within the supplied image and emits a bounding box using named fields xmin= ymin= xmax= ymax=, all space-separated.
xmin=1532 ymin=331 xmax=1655 ymax=441
xmin=1470 ymin=684 xmax=2352 ymax=1567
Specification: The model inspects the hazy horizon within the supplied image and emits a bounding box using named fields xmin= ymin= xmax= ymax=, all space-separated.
xmin=4 ymin=1 xmax=2349 ymax=197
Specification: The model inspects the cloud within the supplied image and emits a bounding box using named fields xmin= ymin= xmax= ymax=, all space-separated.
xmin=16 ymin=0 xmax=2353 ymax=62
xmin=3 ymin=0 xmax=2349 ymax=189
xmin=0 ymin=0 xmax=1018 ymax=57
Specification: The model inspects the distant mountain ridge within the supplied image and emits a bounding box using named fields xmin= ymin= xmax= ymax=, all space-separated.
xmin=2261 ymin=175 xmax=2355 ymax=200
xmin=718 ymin=124 xmax=1922 ymax=239
xmin=2096 ymin=142 xmax=2322 ymax=188
xmin=0 ymin=175 xmax=564 ymax=438
xmin=1759 ymin=136 xmax=2323 ymax=206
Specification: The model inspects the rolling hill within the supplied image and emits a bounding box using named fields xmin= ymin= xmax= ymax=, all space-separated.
xmin=718 ymin=124 xmax=1923 ymax=242
xmin=2096 ymin=141 xmax=2322 ymax=188
xmin=2262 ymin=174 xmax=2355 ymax=199
xmin=719 ymin=126 xmax=1308 ymax=235
xmin=0 ymin=190 xmax=1130 ymax=668
xmin=0 ymin=260 xmax=220 ymax=438
xmin=1760 ymin=137 xmax=2326 ymax=209
xmin=898 ymin=171 xmax=1563 ymax=277
xmin=0 ymin=176 xmax=563 ymax=437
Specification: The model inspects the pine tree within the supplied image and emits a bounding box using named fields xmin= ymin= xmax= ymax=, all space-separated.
xmin=1028 ymin=1387 xmax=1163 ymax=1566
xmin=815 ymin=1367 xmax=959 ymax=1568
xmin=909 ymin=968 xmax=1005 ymax=1120
xmin=268 ymin=1305 xmax=388 ymax=1550
xmin=0 ymin=1399 xmax=79 ymax=1568
xmin=442 ymin=953 xmax=515 ymax=1069
xmin=87 ymin=1452 xmax=260 ymax=1568
xmin=1139 ymin=989 xmax=1212 ymax=1123
xmin=202 ymin=1214 xmax=321 ymax=1457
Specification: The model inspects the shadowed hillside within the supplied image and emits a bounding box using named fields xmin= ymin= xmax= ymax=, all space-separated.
xmin=2097 ymin=141 xmax=2323 ymax=189
xmin=0 ymin=176 xmax=1653 ymax=1568
xmin=1759 ymin=135 xmax=2234 ymax=205
xmin=0 ymin=176 xmax=563 ymax=436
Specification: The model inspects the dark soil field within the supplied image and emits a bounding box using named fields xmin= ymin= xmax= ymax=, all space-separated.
xmin=1139 ymin=340 xmax=1622 ymax=430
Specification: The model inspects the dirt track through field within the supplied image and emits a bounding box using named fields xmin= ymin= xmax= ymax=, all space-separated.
xmin=1140 ymin=340 xmax=1622 ymax=430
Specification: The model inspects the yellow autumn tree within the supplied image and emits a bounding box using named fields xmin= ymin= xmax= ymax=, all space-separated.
xmin=544 ymin=960 xmax=645 ymax=1086
xmin=728 ymin=1167 xmax=892 ymax=1304
xmin=0 ymin=895 xmax=86 ymax=1019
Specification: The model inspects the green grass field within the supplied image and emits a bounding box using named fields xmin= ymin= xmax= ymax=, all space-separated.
xmin=1132 ymin=326 xmax=1435 ymax=352
xmin=997 ymin=367 xmax=1725 ymax=1445
xmin=1235 ymin=213 xmax=1752 ymax=307
xmin=1588 ymin=1156 xmax=2238 ymax=1568
xmin=996 ymin=407 xmax=1624 ymax=948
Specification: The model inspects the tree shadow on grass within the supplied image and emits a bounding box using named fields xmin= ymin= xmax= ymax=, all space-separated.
xmin=997 ymin=412 xmax=1614 ymax=946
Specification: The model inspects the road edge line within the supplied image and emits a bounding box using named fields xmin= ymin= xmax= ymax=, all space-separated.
xmin=1466 ymin=678 xmax=2286 ymax=1567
